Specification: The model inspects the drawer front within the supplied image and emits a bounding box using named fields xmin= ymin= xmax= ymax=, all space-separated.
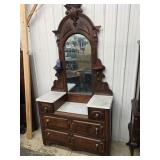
xmin=71 ymin=120 xmax=104 ymax=138
xmin=43 ymin=116 xmax=69 ymax=130
xmin=88 ymin=108 xmax=105 ymax=121
xmin=45 ymin=129 xmax=69 ymax=145
xmin=73 ymin=135 xmax=105 ymax=154
xmin=38 ymin=102 xmax=53 ymax=114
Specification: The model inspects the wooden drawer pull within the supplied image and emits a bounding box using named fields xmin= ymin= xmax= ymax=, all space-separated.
xmin=45 ymin=119 xmax=50 ymax=126
xmin=44 ymin=106 xmax=48 ymax=113
xmin=95 ymin=113 xmax=99 ymax=118
xmin=47 ymin=132 xmax=51 ymax=136
xmin=95 ymin=128 xmax=99 ymax=135
xmin=46 ymin=119 xmax=50 ymax=122
xmin=96 ymin=143 xmax=99 ymax=151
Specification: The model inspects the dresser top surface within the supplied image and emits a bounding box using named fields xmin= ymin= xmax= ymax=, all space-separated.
xmin=36 ymin=91 xmax=66 ymax=103
xmin=57 ymin=102 xmax=88 ymax=115
xmin=87 ymin=95 xmax=113 ymax=109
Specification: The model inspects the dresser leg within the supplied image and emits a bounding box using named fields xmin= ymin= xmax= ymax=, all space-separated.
xmin=129 ymin=145 xmax=134 ymax=156
xmin=43 ymin=139 xmax=47 ymax=145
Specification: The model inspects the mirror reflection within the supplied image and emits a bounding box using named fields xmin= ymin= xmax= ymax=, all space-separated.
xmin=64 ymin=34 xmax=92 ymax=94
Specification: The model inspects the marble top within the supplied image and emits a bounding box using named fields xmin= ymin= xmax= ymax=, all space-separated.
xmin=86 ymin=95 xmax=113 ymax=109
xmin=57 ymin=102 xmax=88 ymax=115
xmin=36 ymin=91 xmax=66 ymax=103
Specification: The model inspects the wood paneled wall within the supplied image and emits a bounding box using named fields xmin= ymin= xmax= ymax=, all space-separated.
xmin=27 ymin=4 xmax=140 ymax=142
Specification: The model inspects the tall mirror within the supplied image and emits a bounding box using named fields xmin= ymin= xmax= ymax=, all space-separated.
xmin=64 ymin=34 xmax=92 ymax=94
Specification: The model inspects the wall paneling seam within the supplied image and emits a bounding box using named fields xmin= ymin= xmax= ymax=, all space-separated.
xmin=118 ymin=4 xmax=131 ymax=140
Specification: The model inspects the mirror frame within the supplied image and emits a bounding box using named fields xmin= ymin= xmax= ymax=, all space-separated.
xmin=64 ymin=33 xmax=92 ymax=93
xmin=51 ymin=4 xmax=112 ymax=95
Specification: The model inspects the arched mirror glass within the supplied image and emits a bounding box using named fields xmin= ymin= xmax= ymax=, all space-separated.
xmin=64 ymin=34 xmax=92 ymax=94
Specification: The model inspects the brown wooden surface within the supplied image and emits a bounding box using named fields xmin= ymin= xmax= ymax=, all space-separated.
xmin=88 ymin=107 xmax=105 ymax=121
xmin=37 ymin=4 xmax=112 ymax=155
xmin=127 ymin=41 xmax=140 ymax=156
xmin=43 ymin=116 xmax=70 ymax=130
xmin=71 ymin=120 xmax=104 ymax=138
xmin=38 ymin=102 xmax=54 ymax=114
xmin=51 ymin=4 xmax=112 ymax=96
xmin=38 ymin=102 xmax=111 ymax=155
xmin=45 ymin=129 xmax=69 ymax=146
xmin=66 ymin=93 xmax=92 ymax=103
xmin=72 ymin=135 xmax=105 ymax=155
xmin=53 ymin=94 xmax=67 ymax=111
xmin=20 ymin=4 xmax=32 ymax=139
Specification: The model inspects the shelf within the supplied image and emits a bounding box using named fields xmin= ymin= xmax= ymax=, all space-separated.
xmin=57 ymin=102 xmax=88 ymax=115
xmin=36 ymin=91 xmax=66 ymax=103
xmin=87 ymin=95 xmax=113 ymax=109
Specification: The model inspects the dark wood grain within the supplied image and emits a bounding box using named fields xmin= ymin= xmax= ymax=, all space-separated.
xmin=66 ymin=93 xmax=92 ymax=103
xmin=88 ymin=107 xmax=105 ymax=121
xmin=72 ymin=135 xmax=105 ymax=155
xmin=51 ymin=4 xmax=112 ymax=96
xmin=43 ymin=116 xmax=70 ymax=130
xmin=37 ymin=4 xmax=113 ymax=156
xmin=71 ymin=120 xmax=104 ymax=138
xmin=45 ymin=129 xmax=69 ymax=146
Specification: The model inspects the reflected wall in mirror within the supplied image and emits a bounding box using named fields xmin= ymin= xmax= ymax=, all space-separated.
xmin=64 ymin=34 xmax=92 ymax=94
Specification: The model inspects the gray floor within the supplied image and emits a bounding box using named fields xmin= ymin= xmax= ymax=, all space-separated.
xmin=21 ymin=147 xmax=51 ymax=156
xmin=20 ymin=129 xmax=140 ymax=156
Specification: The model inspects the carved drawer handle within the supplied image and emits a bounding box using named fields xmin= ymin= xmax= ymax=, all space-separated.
xmin=47 ymin=132 xmax=51 ymax=136
xmin=95 ymin=128 xmax=99 ymax=135
xmin=96 ymin=143 xmax=99 ymax=151
xmin=45 ymin=119 xmax=50 ymax=126
xmin=95 ymin=113 xmax=99 ymax=118
xmin=46 ymin=119 xmax=50 ymax=122
xmin=44 ymin=106 xmax=48 ymax=113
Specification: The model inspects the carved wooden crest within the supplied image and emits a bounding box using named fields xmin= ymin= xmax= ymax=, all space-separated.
xmin=64 ymin=4 xmax=82 ymax=26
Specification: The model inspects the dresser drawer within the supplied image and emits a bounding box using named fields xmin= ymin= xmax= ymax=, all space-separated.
xmin=38 ymin=102 xmax=53 ymax=114
xmin=45 ymin=129 xmax=69 ymax=146
xmin=88 ymin=108 xmax=105 ymax=120
xmin=72 ymin=135 xmax=105 ymax=154
xmin=43 ymin=116 xmax=69 ymax=130
xmin=71 ymin=120 xmax=104 ymax=138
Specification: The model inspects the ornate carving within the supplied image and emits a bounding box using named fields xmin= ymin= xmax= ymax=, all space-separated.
xmin=64 ymin=4 xmax=82 ymax=26
xmin=51 ymin=60 xmax=65 ymax=91
xmin=63 ymin=22 xmax=73 ymax=37
xmin=51 ymin=4 xmax=113 ymax=95
xmin=52 ymin=30 xmax=60 ymax=46
xmin=93 ymin=59 xmax=113 ymax=95
xmin=93 ymin=26 xmax=101 ymax=44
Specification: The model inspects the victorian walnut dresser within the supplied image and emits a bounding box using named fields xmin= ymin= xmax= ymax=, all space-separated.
xmin=36 ymin=4 xmax=113 ymax=156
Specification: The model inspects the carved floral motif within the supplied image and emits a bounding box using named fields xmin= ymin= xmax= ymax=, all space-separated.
xmin=64 ymin=4 xmax=82 ymax=26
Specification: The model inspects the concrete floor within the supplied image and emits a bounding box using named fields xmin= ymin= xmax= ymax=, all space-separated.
xmin=20 ymin=129 xmax=140 ymax=156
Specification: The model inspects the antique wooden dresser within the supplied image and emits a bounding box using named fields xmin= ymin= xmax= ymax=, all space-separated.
xmin=36 ymin=4 xmax=113 ymax=155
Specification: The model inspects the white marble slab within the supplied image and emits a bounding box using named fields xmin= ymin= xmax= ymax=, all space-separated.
xmin=57 ymin=102 xmax=88 ymax=115
xmin=36 ymin=91 xmax=66 ymax=103
xmin=86 ymin=95 xmax=113 ymax=109
xmin=67 ymin=83 xmax=76 ymax=91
